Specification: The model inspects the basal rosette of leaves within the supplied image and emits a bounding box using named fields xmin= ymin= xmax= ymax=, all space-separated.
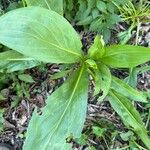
xmin=0 ymin=6 xmax=150 ymax=150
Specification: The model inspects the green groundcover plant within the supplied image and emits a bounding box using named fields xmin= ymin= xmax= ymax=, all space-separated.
xmin=64 ymin=0 xmax=129 ymax=42
xmin=0 ymin=6 xmax=150 ymax=150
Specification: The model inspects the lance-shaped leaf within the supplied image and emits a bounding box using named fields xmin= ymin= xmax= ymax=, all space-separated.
xmin=0 ymin=50 xmax=32 ymax=61
xmin=94 ymin=63 xmax=111 ymax=101
xmin=23 ymin=65 xmax=89 ymax=150
xmin=0 ymin=7 xmax=83 ymax=64
xmin=25 ymin=0 xmax=63 ymax=15
xmin=101 ymin=45 xmax=150 ymax=68
xmin=108 ymin=91 xmax=150 ymax=149
xmin=0 ymin=50 xmax=40 ymax=73
xmin=0 ymin=60 xmax=40 ymax=73
xmin=111 ymin=76 xmax=147 ymax=103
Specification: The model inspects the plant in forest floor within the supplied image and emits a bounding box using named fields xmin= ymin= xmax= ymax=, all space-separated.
xmin=0 ymin=6 xmax=149 ymax=150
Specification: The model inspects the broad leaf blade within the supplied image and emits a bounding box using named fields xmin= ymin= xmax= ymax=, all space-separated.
xmin=111 ymin=76 xmax=147 ymax=103
xmin=25 ymin=0 xmax=63 ymax=15
xmin=0 ymin=7 xmax=83 ymax=64
xmin=108 ymin=91 xmax=150 ymax=149
xmin=101 ymin=45 xmax=150 ymax=68
xmin=23 ymin=65 xmax=89 ymax=150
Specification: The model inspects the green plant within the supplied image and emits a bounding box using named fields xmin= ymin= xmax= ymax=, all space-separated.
xmin=0 ymin=7 xmax=150 ymax=150
xmin=114 ymin=0 xmax=150 ymax=44
xmin=0 ymin=50 xmax=41 ymax=73
xmin=64 ymin=0 xmax=129 ymax=42
xmin=74 ymin=118 xmax=118 ymax=149
xmin=25 ymin=0 xmax=63 ymax=15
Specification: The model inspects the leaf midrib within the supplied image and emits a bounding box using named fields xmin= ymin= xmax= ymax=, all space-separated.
xmin=102 ymin=51 xmax=150 ymax=58
xmin=44 ymin=0 xmax=51 ymax=9
xmin=12 ymin=14 xmax=63 ymax=47
xmin=0 ymin=30 xmax=82 ymax=59
xmin=110 ymin=91 xmax=143 ymax=129
xmin=45 ymin=66 xmax=85 ymax=149
xmin=0 ymin=12 xmax=82 ymax=59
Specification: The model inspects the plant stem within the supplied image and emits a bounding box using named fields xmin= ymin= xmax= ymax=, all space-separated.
xmin=22 ymin=0 xmax=26 ymax=7
xmin=138 ymin=130 xmax=150 ymax=149
xmin=145 ymin=110 xmax=150 ymax=129
xmin=135 ymin=19 xmax=141 ymax=45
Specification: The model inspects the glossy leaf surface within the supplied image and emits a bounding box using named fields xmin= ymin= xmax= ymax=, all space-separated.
xmin=23 ymin=65 xmax=89 ymax=150
xmin=101 ymin=45 xmax=150 ymax=68
xmin=0 ymin=7 xmax=83 ymax=64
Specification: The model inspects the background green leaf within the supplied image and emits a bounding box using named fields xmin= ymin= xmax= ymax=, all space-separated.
xmin=0 ymin=60 xmax=40 ymax=73
xmin=96 ymin=1 xmax=107 ymax=13
xmin=0 ymin=50 xmax=32 ymax=61
xmin=101 ymin=45 xmax=150 ymax=68
xmin=25 ymin=0 xmax=63 ymax=15
xmin=23 ymin=65 xmax=89 ymax=150
xmin=111 ymin=76 xmax=147 ymax=103
xmin=0 ymin=50 xmax=40 ymax=73
xmin=94 ymin=63 xmax=111 ymax=101
xmin=18 ymin=74 xmax=35 ymax=83
xmin=109 ymin=91 xmax=150 ymax=149
xmin=0 ymin=7 xmax=83 ymax=64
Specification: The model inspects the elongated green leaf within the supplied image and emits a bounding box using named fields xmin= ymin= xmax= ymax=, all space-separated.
xmin=0 ymin=50 xmax=32 ymax=61
xmin=23 ymin=65 xmax=89 ymax=150
xmin=108 ymin=91 xmax=150 ymax=149
xmin=111 ymin=76 xmax=147 ymax=103
xmin=101 ymin=45 xmax=150 ymax=68
xmin=25 ymin=0 xmax=63 ymax=15
xmin=0 ymin=60 xmax=40 ymax=73
xmin=0 ymin=7 xmax=83 ymax=64
xmin=18 ymin=74 xmax=35 ymax=83
xmin=51 ymin=69 xmax=71 ymax=80
xmin=124 ymin=68 xmax=138 ymax=87
xmin=0 ymin=50 xmax=40 ymax=73
xmin=94 ymin=63 xmax=111 ymax=101
xmin=96 ymin=1 xmax=107 ymax=13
